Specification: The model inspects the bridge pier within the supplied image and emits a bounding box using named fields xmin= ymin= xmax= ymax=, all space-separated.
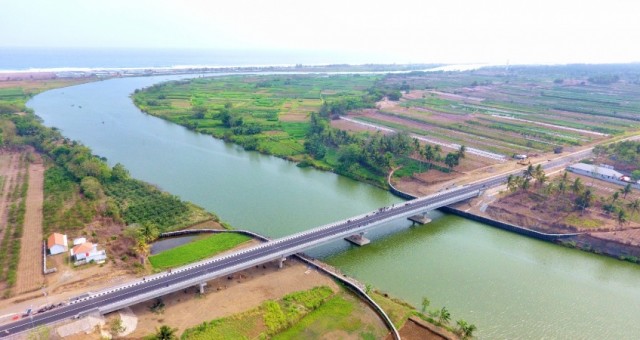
xmin=408 ymin=212 xmax=431 ymax=226
xmin=278 ymin=256 xmax=286 ymax=269
xmin=197 ymin=282 xmax=207 ymax=294
xmin=345 ymin=232 xmax=370 ymax=246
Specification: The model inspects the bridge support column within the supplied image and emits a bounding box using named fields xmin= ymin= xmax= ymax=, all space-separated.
xmin=278 ymin=256 xmax=286 ymax=269
xmin=345 ymin=232 xmax=370 ymax=246
xmin=408 ymin=212 xmax=431 ymax=226
xmin=197 ymin=282 xmax=207 ymax=294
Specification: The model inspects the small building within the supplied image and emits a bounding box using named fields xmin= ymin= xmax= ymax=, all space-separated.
xmin=513 ymin=154 xmax=528 ymax=160
xmin=567 ymin=163 xmax=640 ymax=189
xmin=47 ymin=233 xmax=68 ymax=255
xmin=70 ymin=242 xmax=107 ymax=265
xmin=73 ymin=237 xmax=87 ymax=246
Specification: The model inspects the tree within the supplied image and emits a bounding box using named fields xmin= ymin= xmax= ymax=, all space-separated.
xmin=507 ymin=175 xmax=516 ymax=192
xmin=628 ymin=199 xmax=640 ymax=218
xmin=621 ymin=184 xmax=633 ymax=199
xmin=444 ymin=152 xmax=460 ymax=169
xmin=524 ymin=165 xmax=535 ymax=179
xmin=111 ymin=163 xmax=130 ymax=181
xmin=110 ymin=316 xmax=127 ymax=336
xmin=575 ymin=188 xmax=594 ymax=213
xmin=437 ymin=306 xmax=451 ymax=325
xmin=458 ymin=145 xmax=466 ymax=159
xmin=424 ymin=145 xmax=435 ymax=163
xmin=134 ymin=239 xmax=150 ymax=265
xmin=571 ymin=178 xmax=583 ymax=195
xmin=521 ymin=177 xmax=531 ymax=191
xmin=617 ymin=209 xmax=628 ymax=226
xmin=421 ymin=297 xmax=430 ymax=313
xmin=456 ymin=319 xmax=477 ymax=339
xmin=138 ymin=222 xmax=159 ymax=243
xmin=611 ymin=191 xmax=620 ymax=205
xmin=557 ymin=180 xmax=567 ymax=196
xmin=153 ymin=325 xmax=178 ymax=340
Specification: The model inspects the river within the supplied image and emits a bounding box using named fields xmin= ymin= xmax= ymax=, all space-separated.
xmin=28 ymin=75 xmax=640 ymax=339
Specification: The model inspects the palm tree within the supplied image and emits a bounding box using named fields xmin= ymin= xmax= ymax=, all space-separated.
xmin=154 ymin=325 xmax=178 ymax=340
xmin=576 ymin=188 xmax=594 ymax=214
xmin=521 ymin=177 xmax=531 ymax=191
xmin=138 ymin=222 xmax=159 ymax=243
xmin=437 ymin=306 xmax=451 ymax=325
xmin=621 ymin=183 xmax=633 ymax=199
xmin=424 ymin=145 xmax=435 ymax=163
xmin=507 ymin=174 xmax=516 ymax=192
xmin=611 ymin=191 xmax=620 ymax=205
xmin=134 ymin=239 xmax=150 ymax=265
xmin=571 ymin=178 xmax=583 ymax=195
xmin=627 ymin=199 xmax=640 ymax=218
xmin=524 ymin=164 xmax=535 ymax=179
xmin=557 ymin=180 xmax=567 ymax=196
xmin=543 ymin=182 xmax=556 ymax=196
xmin=617 ymin=209 xmax=628 ymax=226
xmin=458 ymin=145 xmax=466 ymax=159
xmin=456 ymin=319 xmax=477 ymax=339
xmin=421 ymin=297 xmax=430 ymax=313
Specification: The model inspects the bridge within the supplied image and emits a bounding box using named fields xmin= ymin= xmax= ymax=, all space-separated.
xmin=0 ymin=174 xmax=507 ymax=338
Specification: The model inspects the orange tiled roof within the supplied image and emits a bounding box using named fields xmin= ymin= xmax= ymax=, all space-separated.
xmin=72 ymin=242 xmax=94 ymax=255
xmin=47 ymin=233 xmax=66 ymax=248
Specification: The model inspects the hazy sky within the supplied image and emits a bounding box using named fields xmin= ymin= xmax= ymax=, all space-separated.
xmin=2 ymin=0 xmax=639 ymax=64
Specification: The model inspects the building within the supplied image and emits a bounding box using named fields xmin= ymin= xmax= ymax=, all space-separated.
xmin=567 ymin=163 xmax=640 ymax=189
xmin=69 ymin=242 xmax=107 ymax=265
xmin=47 ymin=233 xmax=68 ymax=255
xmin=72 ymin=237 xmax=87 ymax=246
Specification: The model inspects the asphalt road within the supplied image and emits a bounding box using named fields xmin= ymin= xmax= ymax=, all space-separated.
xmin=0 ymin=149 xmax=589 ymax=337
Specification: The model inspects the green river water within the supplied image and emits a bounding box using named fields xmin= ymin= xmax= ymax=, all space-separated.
xmin=28 ymin=75 xmax=640 ymax=339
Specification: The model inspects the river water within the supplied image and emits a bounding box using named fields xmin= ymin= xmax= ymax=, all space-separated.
xmin=28 ymin=75 xmax=640 ymax=339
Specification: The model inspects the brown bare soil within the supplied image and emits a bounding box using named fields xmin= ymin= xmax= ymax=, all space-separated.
xmin=125 ymin=259 xmax=342 ymax=338
xmin=388 ymin=316 xmax=458 ymax=340
xmin=15 ymin=154 xmax=45 ymax=294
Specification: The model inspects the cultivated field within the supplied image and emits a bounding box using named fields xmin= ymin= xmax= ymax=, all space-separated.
xmin=15 ymin=153 xmax=45 ymax=295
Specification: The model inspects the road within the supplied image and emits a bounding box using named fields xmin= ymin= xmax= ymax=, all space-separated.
xmin=0 ymin=147 xmax=591 ymax=338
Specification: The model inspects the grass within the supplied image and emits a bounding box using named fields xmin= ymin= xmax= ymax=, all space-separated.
xmin=149 ymin=233 xmax=250 ymax=269
xmin=370 ymin=291 xmax=415 ymax=329
xmin=180 ymin=286 xmax=383 ymax=340
xmin=272 ymin=295 xmax=356 ymax=339
xmin=563 ymin=213 xmax=605 ymax=229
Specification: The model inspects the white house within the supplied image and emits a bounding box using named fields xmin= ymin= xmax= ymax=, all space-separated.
xmin=69 ymin=242 xmax=107 ymax=265
xmin=47 ymin=233 xmax=68 ymax=255
xmin=72 ymin=237 xmax=87 ymax=246
xmin=567 ymin=163 xmax=640 ymax=189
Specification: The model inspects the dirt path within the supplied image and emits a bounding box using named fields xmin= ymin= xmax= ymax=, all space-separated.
xmin=15 ymin=155 xmax=45 ymax=294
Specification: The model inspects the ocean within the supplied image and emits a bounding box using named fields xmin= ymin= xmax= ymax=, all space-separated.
xmin=0 ymin=47 xmax=402 ymax=72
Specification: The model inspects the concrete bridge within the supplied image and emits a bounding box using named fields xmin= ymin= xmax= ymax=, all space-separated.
xmin=0 ymin=179 xmax=495 ymax=338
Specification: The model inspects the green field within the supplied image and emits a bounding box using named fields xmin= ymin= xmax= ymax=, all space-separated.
xmin=133 ymin=74 xmax=379 ymax=159
xmin=149 ymin=233 xmax=251 ymax=269
xmin=179 ymin=286 xmax=388 ymax=340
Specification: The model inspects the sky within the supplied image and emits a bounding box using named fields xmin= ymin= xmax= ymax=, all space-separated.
xmin=2 ymin=0 xmax=640 ymax=65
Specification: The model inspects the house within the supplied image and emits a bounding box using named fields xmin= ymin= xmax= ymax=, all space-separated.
xmin=567 ymin=163 xmax=640 ymax=189
xmin=47 ymin=233 xmax=68 ymax=255
xmin=73 ymin=237 xmax=87 ymax=246
xmin=69 ymin=242 xmax=107 ymax=265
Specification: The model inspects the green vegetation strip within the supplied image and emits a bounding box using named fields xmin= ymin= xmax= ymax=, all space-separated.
xmin=179 ymin=286 xmax=382 ymax=340
xmin=149 ymin=233 xmax=250 ymax=269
